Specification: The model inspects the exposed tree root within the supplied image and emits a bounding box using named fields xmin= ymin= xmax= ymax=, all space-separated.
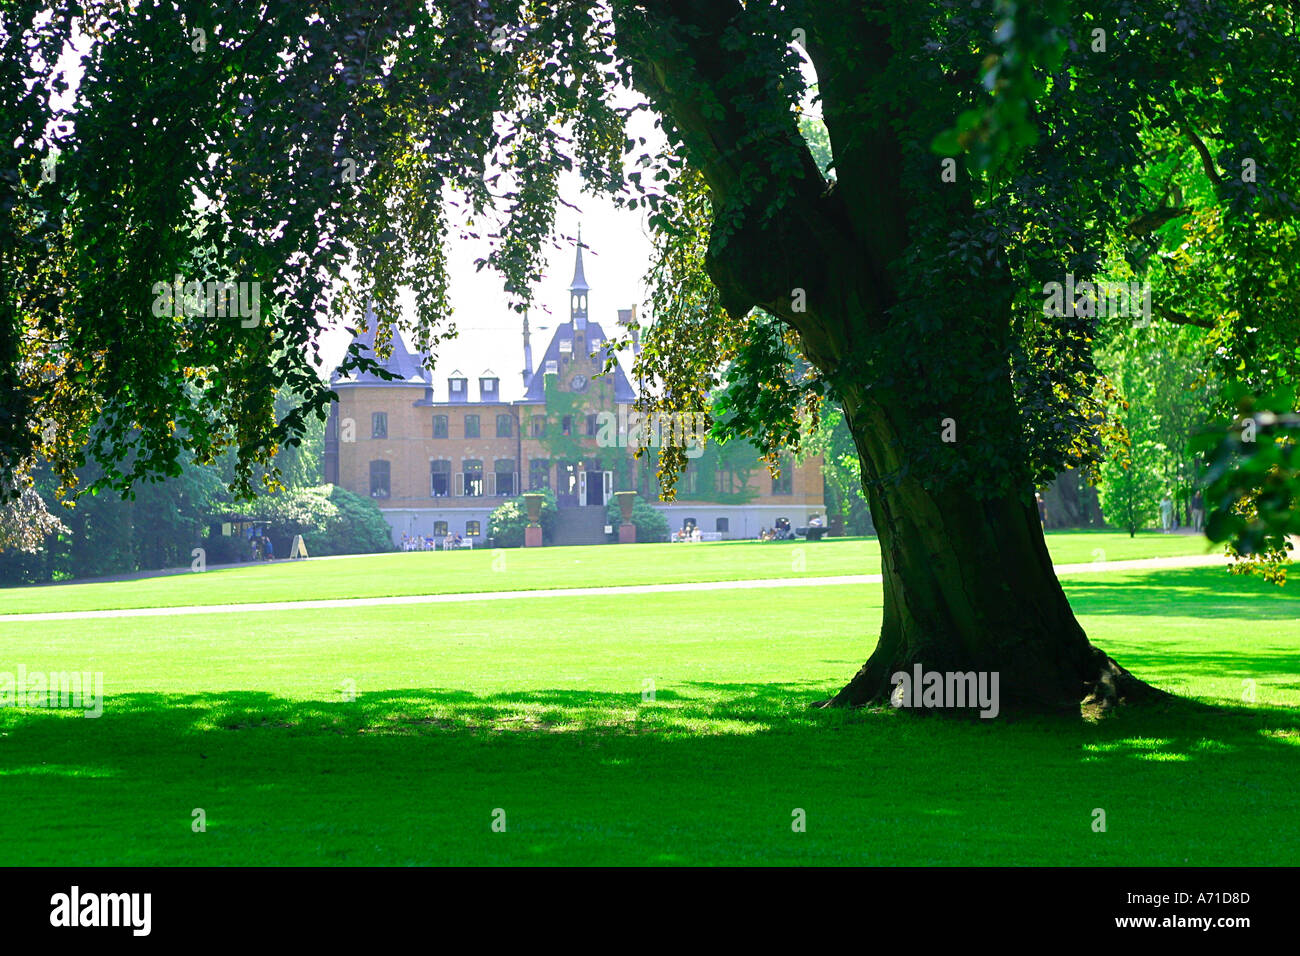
xmin=813 ymin=645 xmax=1169 ymax=716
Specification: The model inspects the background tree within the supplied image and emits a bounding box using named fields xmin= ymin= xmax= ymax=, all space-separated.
xmin=222 ymin=484 xmax=394 ymax=560
xmin=803 ymin=406 xmax=873 ymax=536
xmin=1097 ymin=408 xmax=1161 ymax=538
xmin=1095 ymin=319 xmax=1216 ymax=534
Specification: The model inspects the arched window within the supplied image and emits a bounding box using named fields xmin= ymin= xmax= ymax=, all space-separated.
xmin=462 ymin=460 xmax=483 ymax=497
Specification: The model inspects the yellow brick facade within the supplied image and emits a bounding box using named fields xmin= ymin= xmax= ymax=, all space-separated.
xmin=326 ymin=240 xmax=826 ymax=543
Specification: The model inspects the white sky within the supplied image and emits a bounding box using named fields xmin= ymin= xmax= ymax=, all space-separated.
xmin=318 ymin=174 xmax=656 ymax=375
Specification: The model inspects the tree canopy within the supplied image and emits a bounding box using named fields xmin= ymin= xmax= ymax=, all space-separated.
xmin=4 ymin=1 xmax=1300 ymax=707
xmin=4 ymin=2 xmax=1295 ymax=531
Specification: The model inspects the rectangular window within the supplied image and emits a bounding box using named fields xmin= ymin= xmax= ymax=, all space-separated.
xmin=430 ymin=460 xmax=450 ymax=497
xmin=585 ymin=413 xmax=599 ymax=437
xmin=464 ymin=414 xmax=480 ymax=438
xmin=432 ymin=414 xmax=448 ymax=439
xmin=716 ymin=517 xmax=729 ymax=533
xmin=531 ymin=415 xmax=546 ymax=438
xmin=495 ymin=459 xmax=516 ymax=497
xmin=463 ymin=459 xmax=483 ymax=497
xmin=369 ymin=460 xmax=390 ymax=498
xmin=529 ymin=459 xmax=550 ymax=491
xmin=433 ymin=520 xmax=448 ymax=537
xmin=496 ymin=414 xmax=513 ymax=438
xmin=562 ymin=415 xmax=573 ymax=436
xmin=466 ymin=520 xmax=481 ymax=537
xmin=772 ymin=459 xmax=793 ymax=496
xmin=678 ymin=462 xmax=698 ymax=496
xmin=371 ymin=412 xmax=387 ymax=439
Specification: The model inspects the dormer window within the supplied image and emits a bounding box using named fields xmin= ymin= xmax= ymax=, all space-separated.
xmin=448 ymin=372 xmax=467 ymax=402
xmin=479 ymin=376 xmax=498 ymax=401
xmin=559 ymin=339 xmax=573 ymax=357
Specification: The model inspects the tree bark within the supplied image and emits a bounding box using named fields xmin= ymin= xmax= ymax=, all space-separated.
xmin=821 ymin=396 xmax=1160 ymax=713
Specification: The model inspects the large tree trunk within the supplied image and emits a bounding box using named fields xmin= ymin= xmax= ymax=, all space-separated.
xmin=823 ymin=398 xmax=1159 ymax=713
xmin=616 ymin=1 xmax=1162 ymax=713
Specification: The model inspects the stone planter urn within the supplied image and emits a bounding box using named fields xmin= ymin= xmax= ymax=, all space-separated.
xmin=522 ymin=493 xmax=545 ymax=547
xmin=614 ymin=490 xmax=637 ymax=544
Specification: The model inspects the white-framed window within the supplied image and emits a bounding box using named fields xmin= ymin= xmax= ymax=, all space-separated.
xmin=462 ymin=459 xmax=484 ymax=497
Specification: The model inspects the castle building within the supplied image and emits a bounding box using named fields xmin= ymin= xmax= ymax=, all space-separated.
xmin=325 ymin=235 xmax=826 ymax=545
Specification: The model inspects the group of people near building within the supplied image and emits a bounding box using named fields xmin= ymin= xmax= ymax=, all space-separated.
xmin=760 ymin=515 xmax=817 ymax=541
xmin=246 ymin=529 xmax=274 ymax=561
xmin=400 ymin=533 xmax=469 ymax=551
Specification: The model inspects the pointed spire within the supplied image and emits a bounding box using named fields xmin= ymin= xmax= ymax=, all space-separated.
xmin=569 ymin=226 xmax=589 ymax=331
xmin=570 ymin=225 xmax=589 ymax=292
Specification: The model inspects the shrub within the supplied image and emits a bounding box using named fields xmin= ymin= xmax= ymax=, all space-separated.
xmin=223 ymin=484 xmax=394 ymax=557
xmin=605 ymin=494 xmax=669 ymax=543
xmin=314 ymin=485 xmax=397 ymax=554
xmin=489 ymin=489 xmax=558 ymax=547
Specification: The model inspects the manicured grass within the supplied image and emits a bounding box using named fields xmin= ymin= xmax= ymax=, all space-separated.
xmin=0 ymin=560 xmax=1294 ymax=866
xmin=0 ymin=530 xmax=1213 ymax=614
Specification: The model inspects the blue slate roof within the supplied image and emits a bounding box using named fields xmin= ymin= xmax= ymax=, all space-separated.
xmin=521 ymin=320 xmax=636 ymax=404
xmin=331 ymin=318 xmax=430 ymax=389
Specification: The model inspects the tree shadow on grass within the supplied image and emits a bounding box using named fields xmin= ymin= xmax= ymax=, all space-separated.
xmin=1062 ymin=567 xmax=1300 ymax=619
xmin=0 ymin=684 xmax=1295 ymax=865
xmin=1105 ymin=645 xmax=1300 ymax=688
xmin=0 ymin=680 xmax=1294 ymax=766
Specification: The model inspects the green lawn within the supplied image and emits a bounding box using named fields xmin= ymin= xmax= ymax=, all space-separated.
xmin=0 ymin=529 xmax=1213 ymax=614
xmin=0 ymin=545 xmax=1295 ymax=866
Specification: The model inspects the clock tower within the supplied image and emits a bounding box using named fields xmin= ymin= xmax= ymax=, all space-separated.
xmin=570 ymin=227 xmax=589 ymax=365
